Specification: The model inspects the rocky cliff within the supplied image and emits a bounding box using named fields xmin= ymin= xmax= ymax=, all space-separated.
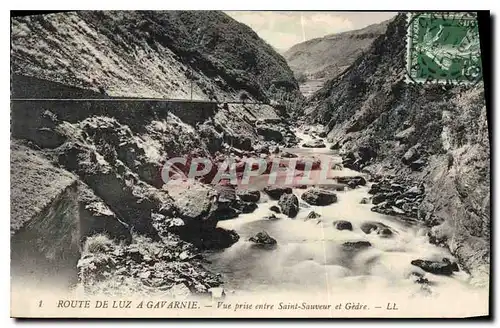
xmin=11 ymin=11 xmax=302 ymax=106
xmin=304 ymin=14 xmax=490 ymax=283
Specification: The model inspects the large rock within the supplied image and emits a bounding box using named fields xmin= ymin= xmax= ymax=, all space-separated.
xmin=233 ymin=200 xmax=258 ymax=214
xmin=263 ymin=186 xmax=292 ymax=200
xmin=249 ymin=231 xmax=277 ymax=248
xmin=237 ymin=189 xmax=261 ymax=203
xmin=269 ymin=205 xmax=281 ymax=213
xmin=301 ymin=188 xmax=338 ymax=206
xmin=172 ymin=223 xmax=240 ymax=250
xmin=256 ymin=124 xmax=284 ymax=142
xmin=333 ymin=220 xmax=353 ymax=231
xmin=357 ymin=146 xmax=377 ymax=163
xmin=411 ymin=258 xmax=459 ymax=276
xmin=278 ymin=193 xmax=299 ymax=218
xmin=167 ymin=181 xmax=218 ymax=225
xmin=214 ymin=184 xmax=237 ymax=208
xmin=302 ymin=139 xmax=326 ymax=148
xmin=360 ymin=221 xmax=393 ymax=237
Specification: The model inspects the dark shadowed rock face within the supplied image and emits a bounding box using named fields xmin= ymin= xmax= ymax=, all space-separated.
xmin=278 ymin=193 xmax=299 ymax=218
xmin=256 ymin=124 xmax=284 ymax=142
xmin=303 ymin=13 xmax=490 ymax=280
xmin=333 ymin=220 xmax=353 ymax=231
xmin=78 ymin=183 xmax=132 ymax=244
xmin=301 ymin=188 xmax=338 ymax=206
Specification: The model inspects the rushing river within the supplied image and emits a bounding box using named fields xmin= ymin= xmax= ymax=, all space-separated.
xmin=204 ymin=128 xmax=488 ymax=316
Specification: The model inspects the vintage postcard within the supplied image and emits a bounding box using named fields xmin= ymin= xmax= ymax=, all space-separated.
xmin=10 ymin=10 xmax=490 ymax=318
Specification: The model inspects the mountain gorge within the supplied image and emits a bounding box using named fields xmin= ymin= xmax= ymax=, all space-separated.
xmin=302 ymin=14 xmax=490 ymax=283
xmin=284 ymin=20 xmax=390 ymax=81
xmin=282 ymin=20 xmax=390 ymax=99
xmin=10 ymin=10 xmax=490 ymax=303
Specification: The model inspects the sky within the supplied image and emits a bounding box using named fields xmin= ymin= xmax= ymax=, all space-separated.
xmin=225 ymin=11 xmax=398 ymax=51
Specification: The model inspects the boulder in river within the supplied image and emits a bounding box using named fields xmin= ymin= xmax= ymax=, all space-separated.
xmin=333 ymin=220 xmax=353 ymax=231
xmin=232 ymin=200 xmax=258 ymax=214
xmin=187 ymin=227 xmax=240 ymax=250
xmin=236 ymin=189 xmax=260 ymax=203
xmin=360 ymin=197 xmax=370 ymax=204
xmin=306 ymin=211 xmax=321 ymax=220
xmin=269 ymin=205 xmax=281 ymax=213
xmin=249 ymin=231 xmax=277 ymax=248
xmin=342 ymin=240 xmax=372 ymax=251
xmin=265 ymin=214 xmax=280 ymax=221
xmin=301 ymin=188 xmax=338 ymax=206
xmin=337 ymin=176 xmax=367 ymax=188
xmin=281 ymin=151 xmax=298 ymax=158
xmin=302 ymin=140 xmax=326 ymax=148
xmin=278 ymin=193 xmax=299 ymax=218
xmin=360 ymin=221 xmax=393 ymax=237
xmin=410 ymin=258 xmax=459 ymax=276
xmin=263 ymin=186 xmax=292 ymax=200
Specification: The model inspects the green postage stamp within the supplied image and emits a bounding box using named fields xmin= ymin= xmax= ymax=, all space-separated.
xmin=406 ymin=12 xmax=483 ymax=84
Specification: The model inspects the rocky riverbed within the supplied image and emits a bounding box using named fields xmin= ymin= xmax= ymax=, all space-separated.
xmin=201 ymin=125 xmax=488 ymax=305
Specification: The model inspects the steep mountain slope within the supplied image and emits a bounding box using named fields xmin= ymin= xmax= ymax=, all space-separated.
xmin=304 ymin=14 xmax=490 ymax=283
xmin=10 ymin=11 xmax=303 ymax=296
xmin=11 ymin=11 xmax=302 ymax=105
xmin=283 ymin=20 xmax=390 ymax=81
